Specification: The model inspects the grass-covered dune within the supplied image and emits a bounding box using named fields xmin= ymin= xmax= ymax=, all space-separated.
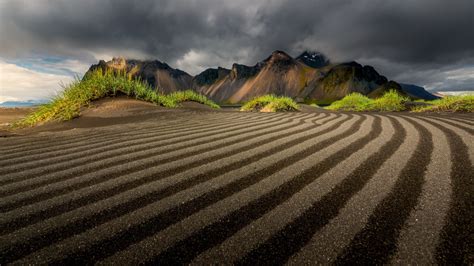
xmin=240 ymin=95 xmax=300 ymax=112
xmin=326 ymin=90 xmax=474 ymax=112
xmin=326 ymin=90 xmax=408 ymax=112
xmin=14 ymin=69 xmax=220 ymax=127
xmin=411 ymin=95 xmax=474 ymax=112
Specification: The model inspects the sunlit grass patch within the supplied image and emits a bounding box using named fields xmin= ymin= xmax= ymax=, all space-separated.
xmin=240 ymin=95 xmax=299 ymax=112
xmin=412 ymin=95 xmax=474 ymax=112
xmin=369 ymin=90 xmax=409 ymax=111
xmin=326 ymin=93 xmax=372 ymax=111
xmin=326 ymin=90 xmax=409 ymax=112
xmin=167 ymin=90 xmax=220 ymax=109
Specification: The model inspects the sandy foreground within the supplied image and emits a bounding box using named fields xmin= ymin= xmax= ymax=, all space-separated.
xmin=0 ymin=98 xmax=472 ymax=264
xmin=0 ymin=107 xmax=34 ymax=125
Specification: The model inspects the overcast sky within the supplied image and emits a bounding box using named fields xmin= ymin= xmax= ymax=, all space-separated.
xmin=1 ymin=0 xmax=473 ymax=101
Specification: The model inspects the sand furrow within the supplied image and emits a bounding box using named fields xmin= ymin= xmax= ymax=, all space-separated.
xmin=420 ymin=117 xmax=474 ymax=164
xmin=446 ymin=117 xmax=474 ymax=126
xmin=0 ymin=113 xmax=311 ymax=208
xmin=4 ymin=115 xmax=357 ymax=264
xmin=261 ymin=116 xmax=408 ymax=264
xmin=431 ymin=116 xmax=474 ymax=134
xmin=0 ymin=114 xmax=325 ymax=232
xmin=192 ymin=115 xmax=391 ymax=264
xmin=140 ymin=115 xmax=379 ymax=265
xmin=0 ymin=113 xmax=301 ymax=194
xmin=0 ymin=112 xmax=282 ymax=172
xmin=416 ymin=117 xmax=473 ymax=264
xmin=391 ymin=116 xmax=452 ymax=264
xmin=0 ymin=111 xmax=470 ymax=265
xmin=0 ymin=112 xmax=252 ymax=154
xmin=334 ymin=116 xmax=431 ymax=264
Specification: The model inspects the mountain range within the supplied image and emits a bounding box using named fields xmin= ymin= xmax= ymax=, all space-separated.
xmin=87 ymin=50 xmax=438 ymax=103
xmin=0 ymin=100 xmax=48 ymax=107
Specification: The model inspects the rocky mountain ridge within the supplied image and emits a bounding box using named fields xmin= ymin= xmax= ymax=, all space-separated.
xmin=86 ymin=51 xmax=438 ymax=103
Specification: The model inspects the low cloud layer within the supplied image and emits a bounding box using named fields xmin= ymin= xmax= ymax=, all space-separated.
xmin=1 ymin=0 xmax=473 ymax=94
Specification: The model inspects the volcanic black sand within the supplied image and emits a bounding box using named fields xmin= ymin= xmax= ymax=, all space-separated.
xmin=0 ymin=98 xmax=472 ymax=264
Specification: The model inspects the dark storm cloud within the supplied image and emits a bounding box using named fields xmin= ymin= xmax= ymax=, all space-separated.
xmin=1 ymin=0 xmax=473 ymax=89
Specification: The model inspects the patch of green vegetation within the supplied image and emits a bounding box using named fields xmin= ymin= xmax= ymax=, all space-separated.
xmin=167 ymin=90 xmax=220 ymax=109
xmin=13 ymin=69 xmax=219 ymax=128
xmin=240 ymin=95 xmax=299 ymax=112
xmin=412 ymin=95 xmax=474 ymax=112
xmin=369 ymin=90 xmax=409 ymax=111
xmin=326 ymin=92 xmax=373 ymax=111
xmin=326 ymin=90 xmax=409 ymax=111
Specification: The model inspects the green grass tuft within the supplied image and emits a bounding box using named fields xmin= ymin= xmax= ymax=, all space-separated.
xmin=13 ymin=69 xmax=219 ymax=128
xmin=369 ymin=90 xmax=409 ymax=111
xmin=326 ymin=93 xmax=372 ymax=111
xmin=326 ymin=90 xmax=409 ymax=112
xmin=167 ymin=90 xmax=221 ymax=109
xmin=411 ymin=95 xmax=474 ymax=112
xmin=240 ymin=95 xmax=299 ymax=112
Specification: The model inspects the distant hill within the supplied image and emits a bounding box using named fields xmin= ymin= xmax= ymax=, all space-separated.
xmin=0 ymin=100 xmax=47 ymax=107
xmin=86 ymin=51 xmax=432 ymax=103
xmin=399 ymin=83 xmax=439 ymax=100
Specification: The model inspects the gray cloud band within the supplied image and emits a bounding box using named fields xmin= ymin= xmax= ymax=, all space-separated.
xmin=1 ymin=0 xmax=473 ymax=90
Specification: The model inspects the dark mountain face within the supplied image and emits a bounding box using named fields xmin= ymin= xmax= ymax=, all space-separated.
xmin=400 ymin=83 xmax=440 ymax=100
xmin=305 ymin=61 xmax=404 ymax=102
xmin=193 ymin=67 xmax=230 ymax=86
xmin=87 ymin=57 xmax=193 ymax=93
xmin=296 ymin=51 xmax=330 ymax=68
xmin=229 ymin=63 xmax=261 ymax=80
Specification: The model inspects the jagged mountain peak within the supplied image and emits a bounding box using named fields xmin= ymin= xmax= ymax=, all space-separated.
xmin=193 ymin=67 xmax=231 ymax=86
xmin=260 ymin=50 xmax=297 ymax=71
xmin=230 ymin=63 xmax=260 ymax=80
xmin=296 ymin=51 xmax=330 ymax=68
xmin=264 ymin=50 xmax=294 ymax=63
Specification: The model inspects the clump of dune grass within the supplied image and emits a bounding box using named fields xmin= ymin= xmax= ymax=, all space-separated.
xmin=13 ymin=69 xmax=219 ymax=128
xmin=326 ymin=92 xmax=372 ymax=111
xmin=412 ymin=95 xmax=474 ymax=112
xmin=240 ymin=95 xmax=299 ymax=112
xmin=167 ymin=90 xmax=220 ymax=109
xmin=327 ymin=90 xmax=409 ymax=112
xmin=368 ymin=90 xmax=409 ymax=111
